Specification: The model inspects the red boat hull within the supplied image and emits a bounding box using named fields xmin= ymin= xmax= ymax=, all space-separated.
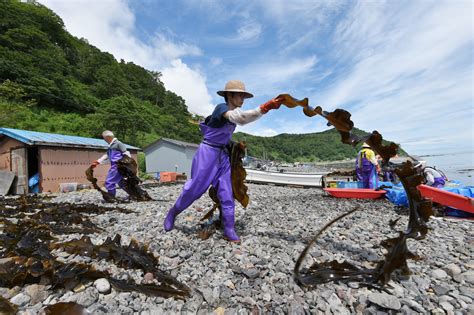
xmin=417 ymin=184 xmax=474 ymax=213
xmin=323 ymin=188 xmax=387 ymax=199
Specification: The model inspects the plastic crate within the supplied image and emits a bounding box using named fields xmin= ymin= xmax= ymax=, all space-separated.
xmin=337 ymin=181 xmax=364 ymax=188
xmin=159 ymin=172 xmax=177 ymax=183
xmin=59 ymin=183 xmax=78 ymax=193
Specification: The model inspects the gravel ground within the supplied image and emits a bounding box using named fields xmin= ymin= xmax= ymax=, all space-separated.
xmin=2 ymin=183 xmax=473 ymax=314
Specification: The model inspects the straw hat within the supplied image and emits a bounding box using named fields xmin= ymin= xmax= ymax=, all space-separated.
xmin=217 ymin=80 xmax=253 ymax=98
xmin=362 ymin=142 xmax=371 ymax=148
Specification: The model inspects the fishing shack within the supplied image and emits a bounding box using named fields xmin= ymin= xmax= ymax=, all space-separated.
xmin=144 ymin=137 xmax=199 ymax=178
xmin=0 ymin=128 xmax=140 ymax=194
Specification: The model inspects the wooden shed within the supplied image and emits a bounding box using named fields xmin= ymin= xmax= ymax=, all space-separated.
xmin=0 ymin=128 xmax=140 ymax=194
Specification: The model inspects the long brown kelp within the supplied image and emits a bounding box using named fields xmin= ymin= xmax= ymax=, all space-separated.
xmin=229 ymin=141 xmax=250 ymax=208
xmin=85 ymin=156 xmax=152 ymax=202
xmin=51 ymin=235 xmax=190 ymax=298
xmin=0 ymin=296 xmax=18 ymax=315
xmin=278 ymin=94 xmax=400 ymax=156
xmin=278 ymin=94 xmax=357 ymax=145
xmin=43 ymin=302 xmax=86 ymax=315
xmin=0 ymin=196 xmax=190 ymax=301
xmin=288 ymin=93 xmax=433 ymax=288
xmin=116 ymin=156 xmax=153 ymax=201
xmin=85 ymin=166 xmax=116 ymax=202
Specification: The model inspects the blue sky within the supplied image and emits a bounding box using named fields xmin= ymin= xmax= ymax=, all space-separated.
xmin=39 ymin=0 xmax=473 ymax=156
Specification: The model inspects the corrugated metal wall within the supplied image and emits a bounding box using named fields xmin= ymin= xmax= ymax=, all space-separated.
xmin=39 ymin=147 xmax=108 ymax=192
xmin=0 ymin=136 xmax=139 ymax=194
xmin=145 ymin=142 xmax=197 ymax=177
xmin=39 ymin=147 xmax=137 ymax=193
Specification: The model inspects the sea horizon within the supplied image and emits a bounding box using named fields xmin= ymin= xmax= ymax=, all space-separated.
xmin=417 ymin=150 xmax=473 ymax=186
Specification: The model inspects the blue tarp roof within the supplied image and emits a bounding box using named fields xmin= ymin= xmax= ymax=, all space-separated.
xmin=0 ymin=128 xmax=140 ymax=150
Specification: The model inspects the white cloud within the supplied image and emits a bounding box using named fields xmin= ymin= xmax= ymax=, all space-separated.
xmin=315 ymin=0 xmax=473 ymax=154
xmin=151 ymin=34 xmax=202 ymax=62
xmin=214 ymin=20 xmax=262 ymax=45
xmin=232 ymin=21 xmax=262 ymax=42
xmin=210 ymin=57 xmax=223 ymax=66
xmin=161 ymin=60 xmax=214 ymax=116
xmin=233 ymin=56 xmax=318 ymax=97
xmin=258 ymin=0 xmax=346 ymax=49
xmin=255 ymin=128 xmax=278 ymax=137
xmin=36 ymin=0 xmax=474 ymax=156
xmin=39 ymin=0 xmax=213 ymax=115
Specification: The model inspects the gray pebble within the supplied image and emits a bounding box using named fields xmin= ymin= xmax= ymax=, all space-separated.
xmin=93 ymin=278 xmax=111 ymax=294
xmin=462 ymin=270 xmax=474 ymax=284
xmin=444 ymin=263 xmax=462 ymax=276
xmin=368 ymin=292 xmax=401 ymax=310
xmin=432 ymin=269 xmax=448 ymax=279
xmin=11 ymin=293 xmax=31 ymax=307
xmin=76 ymin=287 xmax=99 ymax=307
xmin=10 ymin=184 xmax=473 ymax=314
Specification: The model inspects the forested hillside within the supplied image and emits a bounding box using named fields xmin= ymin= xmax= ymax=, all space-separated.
xmin=234 ymin=128 xmax=405 ymax=162
xmin=0 ymin=0 xmax=202 ymax=147
xmin=0 ymin=0 xmax=404 ymax=163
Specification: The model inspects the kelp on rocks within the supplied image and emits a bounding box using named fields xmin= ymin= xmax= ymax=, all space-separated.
xmin=0 ymin=196 xmax=190 ymax=303
xmin=295 ymin=161 xmax=432 ymax=288
xmin=0 ymin=197 xmax=136 ymax=235
xmin=286 ymin=93 xmax=434 ymax=288
xmin=42 ymin=302 xmax=86 ymax=315
xmin=0 ymin=295 xmax=18 ymax=315
xmin=51 ymin=234 xmax=190 ymax=298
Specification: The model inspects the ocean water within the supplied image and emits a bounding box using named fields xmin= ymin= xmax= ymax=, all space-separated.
xmin=418 ymin=151 xmax=474 ymax=186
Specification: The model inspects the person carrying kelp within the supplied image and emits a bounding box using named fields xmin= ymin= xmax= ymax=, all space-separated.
xmin=91 ymin=130 xmax=131 ymax=200
xmin=163 ymin=80 xmax=283 ymax=242
xmin=356 ymin=142 xmax=379 ymax=189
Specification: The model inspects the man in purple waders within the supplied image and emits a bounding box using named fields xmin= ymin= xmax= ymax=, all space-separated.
xmin=355 ymin=143 xmax=379 ymax=189
xmin=164 ymin=80 xmax=283 ymax=243
xmin=91 ymin=130 xmax=131 ymax=200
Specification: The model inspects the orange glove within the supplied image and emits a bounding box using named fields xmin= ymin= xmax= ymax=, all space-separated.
xmin=91 ymin=161 xmax=100 ymax=169
xmin=259 ymin=97 xmax=283 ymax=114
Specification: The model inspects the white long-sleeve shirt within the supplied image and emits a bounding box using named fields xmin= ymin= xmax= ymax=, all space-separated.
xmin=225 ymin=107 xmax=263 ymax=125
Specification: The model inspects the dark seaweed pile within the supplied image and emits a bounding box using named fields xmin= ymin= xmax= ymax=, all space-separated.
xmin=283 ymin=96 xmax=434 ymax=288
xmin=0 ymin=196 xmax=190 ymax=309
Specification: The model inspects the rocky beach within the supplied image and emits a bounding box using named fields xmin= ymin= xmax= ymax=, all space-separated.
xmin=1 ymin=183 xmax=473 ymax=314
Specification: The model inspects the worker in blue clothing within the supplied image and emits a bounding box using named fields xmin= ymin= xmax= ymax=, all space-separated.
xmin=163 ymin=80 xmax=283 ymax=243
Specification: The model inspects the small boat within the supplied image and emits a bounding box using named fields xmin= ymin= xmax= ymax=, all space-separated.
xmin=417 ymin=184 xmax=474 ymax=213
xmin=323 ymin=188 xmax=387 ymax=199
xmin=245 ymin=169 xmax=326 ymax=187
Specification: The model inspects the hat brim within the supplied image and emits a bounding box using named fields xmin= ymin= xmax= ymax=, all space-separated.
xmin=217 ymin=89 xmax=253 ymax=98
